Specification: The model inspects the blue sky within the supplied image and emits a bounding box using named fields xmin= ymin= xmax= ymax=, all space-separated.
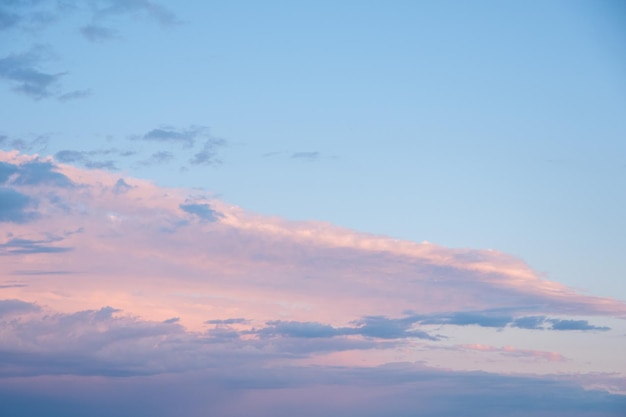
xmin=1 ymin=1 xmax=625 ymax=416
xmin=2 ymin=0 xmax=625 ymax=297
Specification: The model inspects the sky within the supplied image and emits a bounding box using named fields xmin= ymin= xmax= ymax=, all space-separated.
xmin=0 ymin=1 xmax=625 ymax=416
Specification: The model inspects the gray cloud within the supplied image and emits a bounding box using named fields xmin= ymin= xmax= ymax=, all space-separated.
xmin=0 ymin=0 xmax=178 ymax=35
xmin=11 ymin=160 xmax=73 ymax=187
xmin=113 ymin=178 xmax=132 ymax=194
xmin=259 ymin=317 xmax=438 ymax=341
xmin=129 ymin=125 xmax=228 ymax=167
xmin=0 ymin=0 xmax=178 ymax=98
xmin=190 ymin=137 xmax=227 ymax=166
xmin=0 ymin=187 xmax=36 ymax=223
xmin=548 ymin=319 xmax=610 ymax=331
xmin=0 ymin=298 xmax=622 ymax=417
xmin=54 ymin=150 xmax=84 ymax=163
xmin=55 ymin=149 xmax=129 ymax=171
xmin=179 ymin=203 xmax=221 ymax=222
xmin=0 ymin=162 xmax=18 ymax=184
xmin=0 ymin=47 xmax=64 ymax=99
xmin=136 ymin=127 xmax=205 ymax=147
xmin=0 ymin=135 xmax=49 ymax=153
xmin=351 ymin=315 xmax=438 ymax=340
xmin=510 ymin=315 xmax=546 ymax=329
xmin=0 ymin=299 xmax=40 ymax=316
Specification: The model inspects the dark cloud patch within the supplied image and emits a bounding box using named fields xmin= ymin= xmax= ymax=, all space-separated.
xmin=0 ymin=299 xmax=39 ymax=316
xmin=55 ymin=150 xmax=83 ymax=163
xmin=80 ymin=24 xmax=118 ymax=42
xmin=259 ymin=317 xmax=438 ymax=341
xmin=0 ymin=47 xmax=64 ymax=99
xmin=0 ymin=187 xmax=37 ymax=223
xmin=291 ymin=151 xmax=320 ymax=161
xmin=0 ymin=236 xmax=72 ymax=255
xmin=136 ymin=126 xmax=204 ymax=147
xmin=113 ymin=178 xmax=132 ymax=194
xmin=0 ymin=161 xmax=18 ymax=184
xmin=162 ymin=317 xmax=179 ymax=324
xmin=511 ymin=315 xmax=547 ymax=329
xmin=190 ymin=138 xmax=226 ymax=166
xmin=179 ymin=203 xmax=221 ymax=222
xmin=548 ymin=319 xmax=610 ymax=331
xmin=354 ymin=311 xmax=613 ymax=333
xmin=352 ymin=315 xmax=437 ymax=340
xmin=11 ymin=160 xmax=73 ymax=187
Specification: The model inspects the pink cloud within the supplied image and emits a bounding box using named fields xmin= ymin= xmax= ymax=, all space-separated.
xmin=1 ymin=151 xmax=625 ymax=389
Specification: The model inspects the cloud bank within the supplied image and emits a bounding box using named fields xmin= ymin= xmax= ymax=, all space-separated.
xmin=1 ymin=150 xmax=625 ymax=415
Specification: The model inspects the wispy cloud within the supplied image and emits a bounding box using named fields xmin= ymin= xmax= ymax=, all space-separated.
xmin=57 ymin=88 xmax=92 ymax=102
xmin=291 ymin=151 xmax=321 ymax=161
xmin=460 ymin=343 xmax=567 ymax=362
xmin=129 ymin=125 xmax=226 ymax=167
xmin=79 ymin=24 xmax=118 ymax=42
xmin=0 ymin=0 xmax=178 ymax=98
xmin=54 ymin=148 xmax=138 ymax=170
xmin=0 ymin=46 xmax=64 ymax=99
xmin=0 ymin=236 xmax=72 ymax=256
